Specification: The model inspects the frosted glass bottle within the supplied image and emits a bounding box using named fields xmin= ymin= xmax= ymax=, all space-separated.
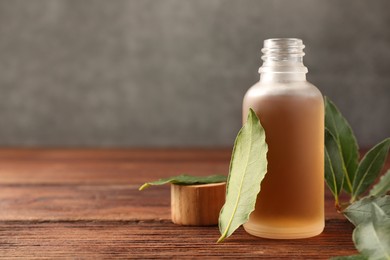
xmin=242 ymin=38 xmax=324 ymax=239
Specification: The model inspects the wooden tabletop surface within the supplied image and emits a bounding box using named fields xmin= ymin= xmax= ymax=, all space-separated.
xmin=0 ymin=148 xmax=387 ymax=259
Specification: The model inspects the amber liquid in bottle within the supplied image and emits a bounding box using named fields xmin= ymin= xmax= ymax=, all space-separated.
xmin=242 ymin=39 xmax=324 ymax=239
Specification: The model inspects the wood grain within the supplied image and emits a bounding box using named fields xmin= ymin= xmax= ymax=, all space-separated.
xmin=0 ymin=161 xmax=229 ymax=185
xmin=0 ymin=220 xmax=356 ymax=259
xmin=171 ymin=183 xmax=226 ymax=226
xmin=0 ymin=184 xmax=170 ymax=221
xmin=0 ymin=148 xmax=386 ymax=258
xmin=0 ymin=183 xmax=342 ymax=221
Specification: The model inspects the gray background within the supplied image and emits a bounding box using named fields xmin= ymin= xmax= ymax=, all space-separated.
xmin=0 ymin=0 xmax=389 ymax=147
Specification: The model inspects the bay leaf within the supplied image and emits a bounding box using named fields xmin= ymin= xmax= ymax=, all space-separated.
xmin=325 ymin=129 xmax=345 ymax=205
xmin=139 ymin=174 xmax=227 ymax=190
xmin=217 ymin=108 xmax=268 ymax=243
xmin=343 ymin=195 xmax=390 ymax=226
xmin=353 ymin=203 xmax=390 ymax=260
xmin=325 ymin=97 xmax=359 ymax=194
xmin=352 ymin=138 xmax=390 ymax=199
xmin=369 ymin=169 xmax=390 ymax=197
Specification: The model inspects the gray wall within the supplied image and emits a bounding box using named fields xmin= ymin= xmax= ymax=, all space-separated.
xmin=0 ymin=0 xmax=389 ymax=147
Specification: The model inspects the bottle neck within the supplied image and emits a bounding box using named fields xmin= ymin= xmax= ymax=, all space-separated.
xmin=258 ymin=38 xmax=308 ymax=83
xmin=260 ymin=72 xmax=306 ymax=82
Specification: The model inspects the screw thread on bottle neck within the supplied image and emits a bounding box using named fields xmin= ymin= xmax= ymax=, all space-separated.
xmin=259 ymin=38 xmax=308 ymax=75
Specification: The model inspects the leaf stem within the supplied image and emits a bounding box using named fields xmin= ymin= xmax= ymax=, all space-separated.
xmin=335 ymin=197 xmax=341 ymax=212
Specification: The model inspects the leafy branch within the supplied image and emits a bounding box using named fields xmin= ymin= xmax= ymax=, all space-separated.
xmin=324 ymin=97 xmax=390 ymax=259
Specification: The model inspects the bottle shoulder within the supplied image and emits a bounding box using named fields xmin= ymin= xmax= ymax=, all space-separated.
xmin=244 ymin=80 xmax=323 ymax=101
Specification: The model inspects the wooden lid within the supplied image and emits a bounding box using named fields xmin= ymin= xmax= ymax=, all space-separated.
xmin=171 ymin=182 xmax=226 ymax=226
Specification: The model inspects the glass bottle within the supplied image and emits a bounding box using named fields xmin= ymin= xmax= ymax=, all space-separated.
xmin=242 ymin=38 xmax=324 ymax=239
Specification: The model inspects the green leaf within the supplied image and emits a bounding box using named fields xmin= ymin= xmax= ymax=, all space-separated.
xmin=353 ymin=203 xmax=390 ymax=260
xmin=325 ymin=129 xmax=345 ymax=206
xmin=343 ymin=195 xmax=390 ymax=226
xmin=369 ymin=169 xmax=390 ymax=197
xmin=139 ymin=174 xmax=227 ymax=190
xmin=324 ymin=97 xmax=359 ymax=194
xmin=217 ymin=108 xmax=268 ymax=243
xmin=352 ymin=138 xmax=390 ymax=199
xmin=331 ymin=255 xmax=368 ymax=260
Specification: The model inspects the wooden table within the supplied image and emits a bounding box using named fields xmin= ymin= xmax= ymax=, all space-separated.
xmin=1 ymin=148 xmax=384 ymax=258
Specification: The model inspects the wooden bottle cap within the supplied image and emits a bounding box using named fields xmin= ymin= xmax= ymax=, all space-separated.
xmin=171 ymin=182 xmax=226 ymax=226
